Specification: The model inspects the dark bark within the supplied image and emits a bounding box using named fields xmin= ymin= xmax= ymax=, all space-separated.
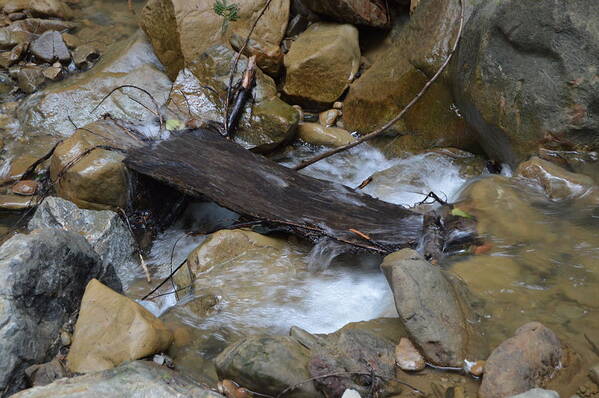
xmin=125 ymin=129 xmax=427 ymax=253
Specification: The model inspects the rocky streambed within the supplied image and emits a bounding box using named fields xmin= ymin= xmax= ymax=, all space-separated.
xmin=1 ymin=0 xmax=599 ymax=397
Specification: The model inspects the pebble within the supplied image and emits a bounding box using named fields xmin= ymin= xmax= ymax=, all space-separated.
xmin=12 ymin=180 xmax=38 ymax=196
xmin=42 ymin=66 xmax=62 ymax=81
xmin=395 ymin=337 xmax=425 ymax=371
xmin=590 ymin=363 xmax=599 ymax=385
xmin=60 ymin=330 xmax=71 ymax=346
xmin=318 ymin=109 xmax=341 ymax=127
xmin=333 ymin=101 xmax=343 ymax=109
xmin=341 ymin=389 xmax=361 ymax=398
xmin=469 ymin=360 xmax=485 ymax=377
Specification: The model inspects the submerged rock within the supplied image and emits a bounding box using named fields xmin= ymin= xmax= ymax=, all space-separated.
xmin=168 ymin=45 xmax=298 ymax=151
xmin=215 ymin=335 xmax=317 ymax=398
xmin=283 ymin=22 xmax=360 ymax=107
xmin=516 ymin=157 xmax=596 ymax=201
xmin=380 ymin=248 xmax=483 ymax=367
xmin=0 ymin=229 xmax=104 ymax=395
xmin=12 ymin=361 xmax=223 ymax=397
xmin=17 ymin=31 xmax=170 ymax=138
xmin=509 ymin=390 xmax=560 ymax=398
xmin=343 ymin=0 xmax=478 ymax=154
xmin=454 ymin=0 xmax=599 ymax=165
xmin=301 ymin=0 xmax=389 ymax=28
xmin=28 ymin=196 xmax=139 ymax=287
xmin=67 ymin=279 xmax=173 ymax=374
xmin=479 ymin=322 xmax=565 ymax=398
xmin=141 ymin=0 xmax=289 ymax=78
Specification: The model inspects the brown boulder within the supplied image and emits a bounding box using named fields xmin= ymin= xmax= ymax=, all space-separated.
xmin=479 ymin=322 xmax=565 ymax=397
xmin=283 ymin=22 xmax=360 ymax=107
xmin=67 ymin=279 xmax=173 ymax=374
xmin=297 ymin=122 xmax=356 ymax=147
xmin=140 ymin=0 xmax=289 ymax=78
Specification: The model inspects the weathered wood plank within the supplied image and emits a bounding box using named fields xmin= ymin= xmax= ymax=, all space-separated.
xmin=125 ymin=129 xmax=424 ymax=252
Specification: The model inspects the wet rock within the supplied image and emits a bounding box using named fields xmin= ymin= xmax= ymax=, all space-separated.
xmin=468 ymin=359 xmax=485 ymax=377
xmin=516 ymin=157 xmax=596 ymax=201
xmin=3 ymin=0 xmax=73 ymax=19
xmin=215 ymin=335 xmax=317 ymax=398
xmin=29 ymin=196 xmax=140 ymax=287
xmin=48 ymin=120 xmax=134 ymax=210
xmin=7 ymin=18 xmax=75 ymax=35
xmin=0 ymin=41 xmax=26 ymax=68
xmin=42 ymin=65 xmax=62 ymax=80
xmin=297 ymin=122 xmax=355 ymax=147
xmin=342 ymin=390 xmax=361 ymax=398
xmin=479 ymin=322 xmax=564 ymax=398
xmin=17 ymin=31 xmax=170 ymax=138
xmin=590 ymin=363 xmax=599 ymax=385
xmin=67 ymin=279 xmax=173 ymax=373
xmin=71 ymin=43 xmax=99 ymax=68
xmin=307 ymin=327 xmax=401 ymax=397
xmin=11 ymin=179 xmax=37 ymax=195
xmin=301 ymin=0 xmax=389 ymax=27
xmin=509 ymin=390 xmax=560 ymax=398
xmin=319 ymin=109 xmax=341 ymax=127
xmin=343 ymin=0 xmax=478 ymax=154
xmin=12 ymin=361 xmax=223 ymax=397
xmin=0 ymin=229 xmax=104 ymax=395
xmin=24 ymin=358 xmax=68 ymax=387
xmin=141 ymin=0 xmax=289 ymax=79
xmin=30 ymin=30 xmax=70 ymax=63
xmin=16 ymin=66 xmax=45 ymax=93
xmin=167 ymin=45 xmax=298 ymax=151
xmin=380 ymin=248 xmax=483 ymax=367
xmin=283 ymin=22 xmax=360 ymax=107
xmin=395 ymin=337 xmax=425 ymax=371
xmin=61 ymin=32 xmax=79 ymax=49
xmin=0 ymin=26 xmax=32 ymax=49
xmin=453 ymin=0 xmax=599 ymax=166
xmin=8 ymin=11 xmax=26 ymax=20
xmin=0 ymin=193 xmax=36 ymax=210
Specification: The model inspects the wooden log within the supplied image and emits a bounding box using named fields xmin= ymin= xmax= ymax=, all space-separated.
xmin=125 ymin=129 xmax=426 ymax=253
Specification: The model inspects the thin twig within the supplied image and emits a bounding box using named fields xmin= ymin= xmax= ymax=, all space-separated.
xmin=91 ymin=85 xmax=164 ymax=129
xmin=224 ymin=0 xmax=274 ymax=135
xmin=117 ymin=208 xmax=151 ymax=283
xmin=141 ymin=259 xmax=188 ymax=301
xmin=292 ymin=0 xmax=465 ymax=171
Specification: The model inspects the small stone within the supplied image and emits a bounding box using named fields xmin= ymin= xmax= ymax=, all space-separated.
xmin=333 ymin=101 xmax=343 ymax=109
xmin=8 ymin=12 xmax=25 ymax=21
xmin=342 ymin=389 xmax=362 ymax=398
xmin=60 ymin=330 xmax=71 ymax=346
xmin=395 ymin=337 xmax=425 ymax=371
xmin=297 ymin=122 xmax=356 ymax=147
xmin=61 ymin=32 xmax=80 ymax=49
xmin=72 ymin=44 xmax=100 ymax=68
xmin=590 ymin=363 xmax=599 ymax=385
xmin=30 ymin=31 xmax=70 ymax=63
xmin=0 ymin=42 xmax=26 ymax=68
xmin=12 ymin=180 xmax=38 ymax=196
xmin=509 ymin=389 xmax=560 ymax=398
xmin=319 ymin=109 xmax=341 ymax=127
xmin=469 ymin=360 xmax=485 ymax=377
xmin=42 ymin=66 xmax=62 ymax=81
xmin=24 ymin=358 xmax=68 ymax=387
xmin=292 ymin=105 xmax=303 ymax=121
xmin=16 ymin=66 xmax=45 ymax=93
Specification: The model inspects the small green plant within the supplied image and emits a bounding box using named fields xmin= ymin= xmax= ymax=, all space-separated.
xmin=213 ymin=0 xmax=240 ymax=34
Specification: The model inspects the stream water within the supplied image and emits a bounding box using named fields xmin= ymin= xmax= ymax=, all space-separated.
xmin=1 ymin=1 xmax=598 ymax=395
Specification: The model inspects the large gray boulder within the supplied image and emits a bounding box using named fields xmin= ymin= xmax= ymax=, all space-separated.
xmin=28 ymin=196 xmax=139 ymax=287
xmin=11 ymin=361 xmax=224 ymax=398
xmin=454 ymin=0 xmax=599 ymax=166
xmin=0 ymin=229 xmax=104 ymax=396
xmin=380 ymin=248 xmax=484 ymax=367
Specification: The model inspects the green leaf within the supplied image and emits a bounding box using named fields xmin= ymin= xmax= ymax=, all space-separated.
xmin=165 ymin=119 xmax=185 ymax=131
xmin=451 ymin=207 xmax=474 ymax=219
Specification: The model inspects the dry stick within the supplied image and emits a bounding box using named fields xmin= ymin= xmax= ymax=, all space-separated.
xmin=223 ymin=0 xmax=274 ymax=135
xmin=292 ymin=0 xmax=465 ymax=171
xmin=91 ymin=84 xmax=164 ymax=129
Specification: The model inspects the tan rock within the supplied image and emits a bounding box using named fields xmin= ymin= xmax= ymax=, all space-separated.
xmin=67 ymin=279 xmax=173 ymax=373
xmin=283 ymin=22 xmax=360 ymax=107
xmin=395 ymin=337 xmax=425 ymax=371
xmin=297 ymin=122 xmax=355 ymax=147
xmin=11 ymin=180 xmax=38 ymax=195
xmin=49 ymin=120 xmax=139 ymax=210
xmin=42 ymin=65 xmax=62 ymax=80
xmin=61 ymin=32 xmax=79 ymax=49
xmin=318 ymin=109 xmax=341 ymax=127
xmin=0 ymin=193 xmax=37 ymax=210
xmin=3 ymin=0 xmax=72 ymax=19
xmin=140 ymin=0 xmax=289 ymax=79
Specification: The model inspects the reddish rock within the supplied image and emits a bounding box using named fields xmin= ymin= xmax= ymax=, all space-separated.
xmin=395 ymin=337 xmax=425 ymax=371
xmin=301 ymin=0 xmax=390 ymax=28
xmin=12 ymin=180 xmax=38 ymax=196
